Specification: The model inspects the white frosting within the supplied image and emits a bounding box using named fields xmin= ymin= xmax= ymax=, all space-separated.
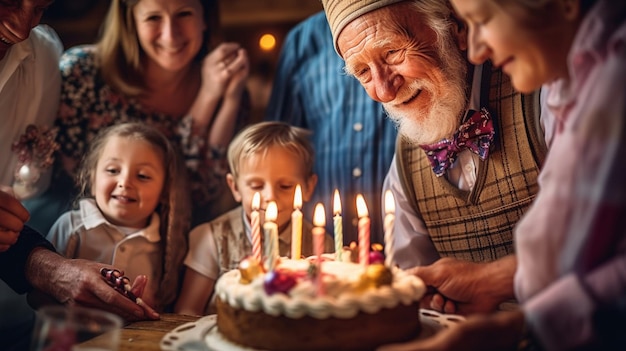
xmin=215 ymin=259 xmax=426 ymax=320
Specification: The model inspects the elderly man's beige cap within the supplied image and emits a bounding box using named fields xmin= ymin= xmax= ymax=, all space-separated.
xmin=321 ymin=0 xmax=407 ymax=56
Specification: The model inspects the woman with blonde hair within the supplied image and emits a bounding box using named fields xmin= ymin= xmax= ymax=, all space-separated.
xmin=378 ymin=0 xmax=625 ymax=350
xmin=54 ymin=0 xmax=250 ymax=227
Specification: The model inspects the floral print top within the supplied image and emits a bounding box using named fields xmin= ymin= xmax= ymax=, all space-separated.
xmin=55 ymin=45 xmax=247 ymax=208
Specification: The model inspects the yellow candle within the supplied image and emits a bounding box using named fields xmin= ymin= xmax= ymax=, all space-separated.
xmin=263 ymin=201 xmax=279 ymax=271
xmin=356 ymin=195 xmax=370 ymax=266
xmin=291 ymin=184 xmax=303 ymax=259
xmin=384 ymin=190 xmax=396 ymax=267
xmin=251 ymin=192 xmax=262 ymax=262
xmin=313 ymin=203 xmax=326 ymax=295
xmin=333 ymin=189 xmax=343 ymax=261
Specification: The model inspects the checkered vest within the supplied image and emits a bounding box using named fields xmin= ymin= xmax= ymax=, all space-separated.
xmin=397 ymin=68 xmax=546 ymax=262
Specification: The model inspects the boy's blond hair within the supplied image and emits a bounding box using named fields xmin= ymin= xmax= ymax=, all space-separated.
xmin=227 ymin=121 xmax=315 ymax=179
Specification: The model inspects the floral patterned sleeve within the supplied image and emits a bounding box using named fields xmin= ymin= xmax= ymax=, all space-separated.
xmin=177 ymin=115 xmax=225 ymax=205
xmin=55 ymin=45 xmax=104 ymax=169
xmin=176 ymin=91 xmax=251 ymax=206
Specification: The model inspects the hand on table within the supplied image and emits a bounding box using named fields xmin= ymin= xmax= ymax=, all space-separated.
xmin=0 ymin=187 xmax=29 ymax=252
xmin=377 ymin=310 xmax=525 ymax=351
xmin=407 ymin=256 xmax=516 ymax=315
xmin=27 ymin=249 xmax=159 ymax=322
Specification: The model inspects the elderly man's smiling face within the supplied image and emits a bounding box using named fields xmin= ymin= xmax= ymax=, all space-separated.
xmin=338 ymin=2 xmax=469 ymax=145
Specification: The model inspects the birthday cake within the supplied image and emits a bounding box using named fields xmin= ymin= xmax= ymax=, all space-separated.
xmin=215 ymin=257 xmax=426 ymax=351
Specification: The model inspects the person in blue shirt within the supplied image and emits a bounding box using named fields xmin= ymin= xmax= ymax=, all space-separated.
xmin=265 ymin=11 xmax=397 ymax=246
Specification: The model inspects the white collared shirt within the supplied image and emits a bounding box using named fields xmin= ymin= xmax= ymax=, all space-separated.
xmin=48 ymin=198 xmax=162 ymax=304
xmin=0 ymin=25 xmax=62 ymax=198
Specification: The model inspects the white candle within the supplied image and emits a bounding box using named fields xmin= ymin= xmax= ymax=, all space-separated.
xmin=384 ymin=190 xmax=396 ymax=267
xmin=313 ymin=203 xmax=326 ymax=295
xmin=356 ymin=194 xmax=370 ymax=266
xmin=263 ymin=201 xmax=279 ymax=271
xmin=291 ymin=184 xmax=303 ymax=259
xmin=333 ymin=189 xmax=343 ymax=261
xmin=251 ymin=192 xmax=262 ymax=262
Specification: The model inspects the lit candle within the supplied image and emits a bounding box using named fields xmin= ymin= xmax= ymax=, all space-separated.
xmin=251 ymin=192 xmax=262 ymax=262
xmin=333 ymin=189 xmax=343 ymax=261
xmin=313 ymin=203 xmax=326 ymax=295
xmin=263 ymin=201 xmax=279 ymax=271
xmin=356 ymin=194 xmax=370 ymax=266
xmin=291 ymin=184 xmax=303 ymax=259
xmin=384 ymin=190 xmax=396 ymax=267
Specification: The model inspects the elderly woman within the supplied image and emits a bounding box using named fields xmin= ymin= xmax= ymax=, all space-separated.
xmin=378 ymin=0 xmax=625 ymax=350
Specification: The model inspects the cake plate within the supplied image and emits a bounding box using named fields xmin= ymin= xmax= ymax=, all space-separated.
xmin=160 ymin=310 xmax=465 ymax=351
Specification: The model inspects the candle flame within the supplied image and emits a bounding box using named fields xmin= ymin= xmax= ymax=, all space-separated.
xmin=313 ymin=203 xmax=326 ymax=227
xmin=384 ymin=190 xmax=396 ymax=214
xmin=293 ymin=184 xmax=302 ymax=209
xmin=266 ymin=201 xmax=278 ymax=222
xmin=333 ymin=189 xmax=342 ymax=215
xmin=252 ymin=192 xmax=260 ymax=210
xmin=356 ymin=194 xmax=369 ymax=218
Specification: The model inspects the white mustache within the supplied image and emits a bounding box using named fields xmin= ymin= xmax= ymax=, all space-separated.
xmin=391 ymin=80 xmax=428 ymax=106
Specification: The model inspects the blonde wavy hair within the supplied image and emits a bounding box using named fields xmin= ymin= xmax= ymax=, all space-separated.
xmin=95 ymin=0 xmax=220 ymax=97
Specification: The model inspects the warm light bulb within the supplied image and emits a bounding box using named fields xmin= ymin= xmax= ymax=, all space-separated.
xmin=333 ymin=189 xmax=342 ymax=216
xmin=266 ymin=201 xmax=278 ymax=222
xmin=259 ymin=33 xmax=276 ymax=51
xmin=293 ymin=184 xmax=302 ymax=209
xmin=356 ymin=194 xmax=369 ymax=218
xmin=313 ymin=203 xmax=326 ymax=227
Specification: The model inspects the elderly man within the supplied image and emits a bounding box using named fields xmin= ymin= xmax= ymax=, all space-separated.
xmin=321 ymin=0 xmax=551 ymax=314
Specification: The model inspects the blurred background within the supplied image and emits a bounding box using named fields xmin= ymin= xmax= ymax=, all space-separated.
xmin=42 ymin=0 xmax=324 ymax=122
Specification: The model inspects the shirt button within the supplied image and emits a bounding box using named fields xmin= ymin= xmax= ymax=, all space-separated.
xmin=353 ymin=122 xmax=363 ymax=132
xmin=353 ymin=167 xmax=362 ymax=178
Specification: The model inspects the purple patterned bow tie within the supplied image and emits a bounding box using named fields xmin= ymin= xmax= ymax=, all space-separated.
xmin=420 ymin=108 xmax=495 ymax=177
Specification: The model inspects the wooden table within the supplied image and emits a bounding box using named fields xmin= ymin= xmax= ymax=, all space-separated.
xmin=38 ymin=311 xmax=198 ymax=351
xmin=118 ymin=313 xmax=199 ymax=351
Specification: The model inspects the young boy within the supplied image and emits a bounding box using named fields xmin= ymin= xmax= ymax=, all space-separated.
xmin=175 ymin=121 xmax=334 ymax=316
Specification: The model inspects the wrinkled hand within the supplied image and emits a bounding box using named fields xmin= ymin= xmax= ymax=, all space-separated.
xmin=200 ymin=42 xmax=249 ymax=101
xmin=0 ymin=187 xmax=29 ymax=252
xmin=377 ymin=310 xmax=525 ymax=351
xmin=29 ymin=250 xmax=159 ymax=322
xmin=407 ymin=257 xmax=515 ymax=315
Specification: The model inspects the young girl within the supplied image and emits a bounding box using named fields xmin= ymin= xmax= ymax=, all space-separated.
xmin=48 ymin=123 xmax=190 ymax=312
xmin=378 ymin=1 xmax=625 ymax=350
xmin=175 ymin=121 xmax=334 ymax=316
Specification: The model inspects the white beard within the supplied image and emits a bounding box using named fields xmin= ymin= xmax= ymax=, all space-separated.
xmin=384 ymin=36 xmax=468 ymax=145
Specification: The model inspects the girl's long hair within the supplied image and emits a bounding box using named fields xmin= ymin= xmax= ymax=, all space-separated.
xmin=76 ymin=122 xmax=190 ymax=310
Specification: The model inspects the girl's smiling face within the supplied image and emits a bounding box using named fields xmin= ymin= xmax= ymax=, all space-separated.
xmin=93 ymin=136 xmax=165 ymax=229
